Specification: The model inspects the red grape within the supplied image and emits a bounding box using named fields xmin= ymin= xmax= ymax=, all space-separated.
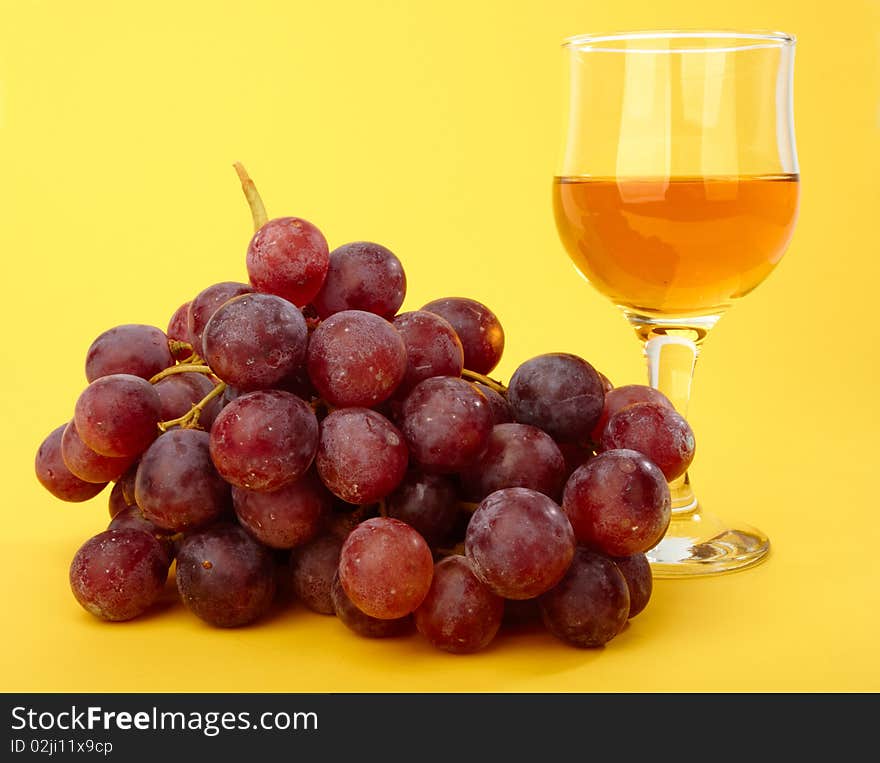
xmin=69 ymin=529 xmax=169 ymax=621
xmin=118 ymin=462 xmax=138 ymax=504
xmin=414 ymin=555 xmax=504 ymax=654
xmin=61 ymin=420 xmax=134 ymax=483
xmin=421 ymin=297 xmax=504 ymax=375
xmin=232 ymin=471 xmax=330 ymax=549
xmin=246 ymin=217 xmax=329 ymax=306
xmin=154 ymin=372 xmax=221 ymax=429
xmin=209 ymin=390 xmax=318 ymax=491
xmin=385 ymin=470 xmax=459 ymax=545
xmin=338 ymin=517 xmax=434 ymax=619
xmin=591 ymin=384 xmax=674 ymax=442
xmin=316 ymin=408 xmax=408 ymax=504
xmin=563 ymin=449 xmax=671 ymax=556
xmin=391 ymin=310 xmax=463 ymax=397
xmin=331 ymin=572 xmax=412 ymax=638
xmin=188 ymin=281 xmax=253 ymax=352
xmin=307 ymin=310 xmax=407 ymax=407
xmin=136 ymin=429 xmax=231 ymax=532
xmin=612 ymin=553 xmax=653 ymax=619
xmin=312 ymin=241 xmax=406 ymax=319
xmin=473 ymin=382 xmax=513 ymax=424
xmin=460 ymin=423 xmax=566 ymax=501
xmin=74 ymin=374 xmax=161 ymax=458
xmin=600 ymin=402 xmax=695 ymax=481
xmin=176 ymin=524 xmax=277 ymax=627
xmin=598 ymin=371 xmax=614 ymax=393
xmin=107 ymin=505 xmax=176 ymax=564
xmin=465 ymin=487 xmax=575 ymax=600
xmin=538 ymin=548 xmax=630 ymax=648
xmin=203 ymin=292 xmax=308 ymax=391
xmin=108 ymin=480 xmax=131 ymax=517
xmin=85 ymin=324 xmax=174 ymax=382
xmin=400 ymin=376 xmax=493 ymax=473
xmin=35 ymin=425 xmax=107 ymax=502
xmin=508 ymin=353 xmax=605 ymax=444
xmin=289 ymin=534 xmax=344 ymax=615
xmin=166 ymin=300 xmax=192 ymax=358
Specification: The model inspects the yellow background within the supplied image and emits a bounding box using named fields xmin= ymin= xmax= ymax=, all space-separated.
xmin=1 ymin=0 xmax=878 ymax=692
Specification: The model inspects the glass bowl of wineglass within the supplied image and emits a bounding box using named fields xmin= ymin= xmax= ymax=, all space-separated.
xmin=553 ymin=30 xmax=800 ymax=576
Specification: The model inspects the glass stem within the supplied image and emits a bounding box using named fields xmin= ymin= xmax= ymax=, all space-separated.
xmin=642 ymin=330 xmax=703 ymax=515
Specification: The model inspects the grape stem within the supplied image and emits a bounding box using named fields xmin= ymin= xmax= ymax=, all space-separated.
xmin=233 ymin=162 xmax=269 ymax=232
xmin=461 ymin=369 xmax=507 ymax=394
xmin=149 ymin=364 xmax=214 ymax=384
xmin=457 ymin=500 xmax=480 ymax=514
xmin=158 ymin=381 xmax=227 ymax=433
xmin=168 ymin=339 xmax=193 ymax=356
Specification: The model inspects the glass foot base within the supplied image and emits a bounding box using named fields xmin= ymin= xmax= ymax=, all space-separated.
xmin=647 ymin=505 xmax=770 ymax=578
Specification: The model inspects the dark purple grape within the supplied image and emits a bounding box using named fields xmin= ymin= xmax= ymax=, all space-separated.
xmin=339 ymin=517 xmax=434 ymax=619
xmin=247 ymin=217 xmax=329 ymax=306
xmin=591 ymin=384 xmax=674 ymax=442
xmin=203 ymin=293 xmax=308 ymax=390
xmin=276 ymin=366 xmax=318 ymax=402
xmin=612 ymin=553 xmax=652 ymax=619
xmin=166 ymin=300 xmax=192 ymax=359
xmin=400 ymin=377 xmax=493 ymax=473
xmin=136 ymin=429 xmax=230 ymax=532
xmin=85 ymin=324 xmax=174 ymax=383
xmin=69 ymin=529 xmax=169 ymax=621
xmin=557 ymin=441 xmax=594 ymax=479
xmin=108 ymin=480 xmax=132 ymax=517
xmin=154 ymin=372 xmax=221 ymax=430
xmin=326 ymin=503 xmax=379 ymax=540
xmin=61 ymin=420 xmax=135 ymax=483
xmin=289 ymin=534 xmax=343 ymax=614
xmin=35 ymin=425 xmax=107 ymax=502
xmin=188 ymin=281 xmax=253 ymax=351
xmin=600 ymin=402 xmax=696 ymax=481
xmin=473 ymin=382 xmax=513 ymax=424
xmin=108 ymin=505 xmax=176 ymax=563
xmin=74 ymin=374 xmax=161 ymax=458
xmin=598 ymin=372 xmax=614 ymax=394
xmin=385 ymin=470 xmax=459 ymax=545
xmin=563 ymin=449 xmax=670 ymax=556
xmin=307 ymin=310 xmax=407 ymax=407
xmin=316 ymin=408 xmax=408 ymax=504
xmin=331 ymin=573 xmax=412 ymax=638
xmin=209 ymin=390 xmax=318 ymax=491
xmin=538 ymin=548 xmax=630 ymax=648
xmin=312 ymin=241 xmax=406 ymax=319
xmin=503 ymin=598 xmax=541 ymax=626
xmin=176 ymin=524 xmax=277 ymax=627
xmin=421 ymin=297 xmax=504 ymax=375
xmin=221 ymin=384 xmax=241 ymax=408
xmin=391 ymin=310 xmax=463 ymax=397
xmin=465 ymin=487 xmax=575 ymax=600
xmin=414 ymin=555 xmax=504 ymax=654
xmin=232 ymin=471 xmax=330 ymax=549
xmin=460 ymin=423 xmax=566 ymax=501
xmin=508 ymin=353 xmax=605 ymax=443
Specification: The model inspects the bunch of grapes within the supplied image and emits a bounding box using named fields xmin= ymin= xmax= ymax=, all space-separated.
xmin=35 ymin=165 xmax=696 ymax=653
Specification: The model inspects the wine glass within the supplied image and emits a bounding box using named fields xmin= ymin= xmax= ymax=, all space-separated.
xmin=553 ymin=30 xmax=799 ymax=577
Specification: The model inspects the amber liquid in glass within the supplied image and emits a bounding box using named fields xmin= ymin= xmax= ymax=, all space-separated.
xmin=553 ymin=175 xmax=800 ymax=317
